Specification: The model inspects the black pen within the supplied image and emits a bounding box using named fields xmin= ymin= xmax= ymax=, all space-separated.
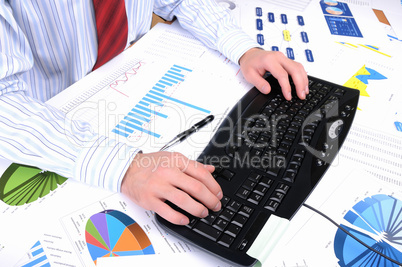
xmin=160 ymin=115 xmax=214 ymax=151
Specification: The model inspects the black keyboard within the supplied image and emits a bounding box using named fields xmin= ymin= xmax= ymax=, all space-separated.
xmin=156 ymin=75 xmax=359 ymax=266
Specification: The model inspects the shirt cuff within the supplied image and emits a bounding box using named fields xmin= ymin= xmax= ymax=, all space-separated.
xmin=74 ymin=135 xmax=141 ymax=192
xmin=217 ymin=29 xmax=262 ymax=65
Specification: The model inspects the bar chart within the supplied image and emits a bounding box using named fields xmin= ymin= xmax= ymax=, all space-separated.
xmin=112 ymin=64 xmax=211 ymax=139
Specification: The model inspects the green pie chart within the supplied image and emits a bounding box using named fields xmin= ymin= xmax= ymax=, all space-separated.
xmin=0 ymin=163 xmax=67 ymax=206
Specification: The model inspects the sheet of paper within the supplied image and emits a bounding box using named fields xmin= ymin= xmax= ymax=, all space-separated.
xmin=228 ymin=0 xmax=320 ymax=73
xmin=264 ymin=165 xmax=402 ymax=266
xmin=47 ymin=22 xmax=252 ymax=158
xmin=97 ymin=251 xmax=232 ymax=267
xmin=338 ymin=123 xmax=402 ymax=188
xmin=384 ymin=10 xmax=402 ymax=41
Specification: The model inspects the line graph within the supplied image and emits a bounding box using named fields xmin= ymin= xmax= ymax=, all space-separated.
xmin=108 ymin=62 xmax=146 ymax=97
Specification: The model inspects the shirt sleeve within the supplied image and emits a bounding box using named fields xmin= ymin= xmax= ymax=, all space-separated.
xmin=153 ymin=0 xmax=261 ymax=65
xmin=0 ymin=2 xmax=140 ymax=193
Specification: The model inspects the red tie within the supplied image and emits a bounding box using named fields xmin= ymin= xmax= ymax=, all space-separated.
xmin=92 ymin=0 xmax=128 ymax=70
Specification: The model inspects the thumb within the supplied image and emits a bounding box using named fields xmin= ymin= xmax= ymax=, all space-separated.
xmin=246 ymin=71 xmax=271 ymax=94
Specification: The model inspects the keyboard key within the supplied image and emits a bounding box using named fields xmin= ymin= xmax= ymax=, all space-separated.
xmin=264 ymin=199 xmax=280 ymax=212
xmin=283 ymin=170 xmax=297 ymax=183
xmin=259 ymin=176 xmax=273 ymax=187
xmin=213 ymin=218 xmax=229 ymax=231
xmin=238 ymin=239 xmax=248 ymax=251
xmin=236 ymin=188 xmax=251 ymax=200
xmin=220 ymin=169 xmax=235 ymax=181
xmin=276 ymin=183 xmax=290 ymax=194
xmin=227 ymin=200 xmax=242 ymax=212
xmin=218 ymin=234 xmax=235 ymax=248
xmin=242 ymin=179 xmax=257 ymax=191
xmin=225 ymin=224 xmax=241 ymax=237
xmin=201 ymin=212 xmax=219 ymax=225
xmin=270 ymin=191 xmax=285 ymax=202
xmin=220 ymin=209 xmax=235 ymax=221
xmin=232 ymin=214 xmax=248 ymax=227
xmin=238 ymin=205 xmax=254 ymax=217
xmin=193 ymin=222 xmax=222 ymax=241
xmin=247 ymin=192 xmax=264 ymax=205
xmin=254 ymin=184 xmax=269 ymax=195
xmin=221 ymin=195 xmax=231 ymax=207
xmin=266 ymin=166 xmax=281 ymax=177
xmin=248 ymin=172 xmax=262 ymax=182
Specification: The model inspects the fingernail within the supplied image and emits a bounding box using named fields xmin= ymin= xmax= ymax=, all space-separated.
xmin=287 ymin=92 xmax=292 ymax=100
xmin=305 ymin=85 xmax=309 ymax=94
xmin=214 ymin=201 xmax=221 ymax=211
xmin=201 ymin=209 xmax=208 ymax=218
xmin=180 ymin=218 xmax=189 ymax=225
xmin=262 ymin=84 xmax=270 ymax=94
xmin=217 ymin=191 xmax=223 ymax=199
xmin=301 ymin=91 xmax=306 ymax=99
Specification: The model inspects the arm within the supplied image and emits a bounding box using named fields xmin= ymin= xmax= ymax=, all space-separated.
xmin=0 ymin=3 xmax=138 ymax=193
xmin=153 ymin=0 xmax=308 ymax=100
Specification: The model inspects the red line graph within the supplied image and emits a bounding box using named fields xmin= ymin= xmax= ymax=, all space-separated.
xmin=109 ymin=61 xmax=145 ymax=97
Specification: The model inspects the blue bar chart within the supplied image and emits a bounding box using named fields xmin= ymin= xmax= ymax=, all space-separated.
xmin=112 ymin=65 xmax=211 ymax=139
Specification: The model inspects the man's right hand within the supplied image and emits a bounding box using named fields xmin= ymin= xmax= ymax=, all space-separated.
xmin=121 ymin=151 xmax=223 ymax=225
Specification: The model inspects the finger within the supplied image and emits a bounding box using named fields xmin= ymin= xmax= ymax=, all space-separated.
xmin=151 ymin=199 xmax=190 ymax=225
xmin=269 ymin=67 xmax=292 ymax=100
xmin=204 ymin=164 xmax=215 ymax=173
xmin=245 ymin=70 xmax=272 ymax=94
xmin=282 ymin=61 xmax=309 ymax=100
xmin=173 ymin=170 xmax=222 ymax=212
xmin=173 ymin=154 xmax=222 ymax=200
xmin=163 ymin=182 xmax=211 ymax=218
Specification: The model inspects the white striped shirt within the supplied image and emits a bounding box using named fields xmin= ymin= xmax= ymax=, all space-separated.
xmin=0 ymin=0 xmax=258 ymax=192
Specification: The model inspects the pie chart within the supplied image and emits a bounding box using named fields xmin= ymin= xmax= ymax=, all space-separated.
xmin=324 ymin=0 xmax=338 ymax=6
xmin=85 ymin=209 xmax=155 ymax=262
xmin=0 ymin=163 xmax=67 ymax=206
xmin=334 ymin=194 xmax=402 ymax=266
xmin=326 ymin=7 xmax=343 ymax=15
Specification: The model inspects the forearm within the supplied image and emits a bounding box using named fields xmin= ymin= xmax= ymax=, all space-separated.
xmin=0 ymin=91 xmax=140 ymax=192
xmin=153 ymin=0 xmax=260 ymax=64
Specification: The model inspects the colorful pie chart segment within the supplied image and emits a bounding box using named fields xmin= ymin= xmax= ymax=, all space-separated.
xmin=85 ymin=210 xmax=155 ymax=262
xmin=0 ymin=163 xmax=67 ymax=206
xmin=334 ymin=194 xmax=402 ymax=266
